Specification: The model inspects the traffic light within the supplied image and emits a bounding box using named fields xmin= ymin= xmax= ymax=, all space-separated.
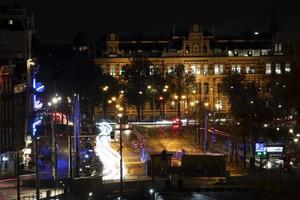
xmin=110 ymin=131 xmax=115 ymax=140
xmin=158 ymin=96 xmax=163 ymax=101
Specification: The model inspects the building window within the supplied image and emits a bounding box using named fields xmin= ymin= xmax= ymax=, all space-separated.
xmin=265 ymin=63 xmax=271 ymax=74
xmin=149 ymin=65 xmax=154 ymax=75
xmin=261 ymin=49 xmax=269 ymax=56
xmin=110 ymin=65 xmax=115 ymax=76
xmin=184 ymin=65 xmax=189 ymax=74
xmin=246 ymin=66 xmax=255 ymax=74
xmin=252 ymin=50 xmax=260 ymax=56
xmin=215 ymin=99 xmax=223 ymax=110
xmin=285 ymin=63 xmax=291 ymax=73
xmin=120 ymin=66 xmax=125 ymax=75
xmin=275 ymin=43 xmax=282 ymax=52
xmin=231 ymin=65 xmax=241 ymax=74
xmin=203 ymin=65 xmax=208 ymax=75
xmin=195 ymin=65 xmax=201 ymax=75
xmin=246 ymin=66 xmax=250 ymax=74
xmin=275 ymin=63 xmax=281 ymax=74
xmin=167 ymin=66 xmax=174 ymax=74
xmin=214 ymin=65 xmax=224 ymax=75
xmin=8 ymin=19 xmax=13 ymax=25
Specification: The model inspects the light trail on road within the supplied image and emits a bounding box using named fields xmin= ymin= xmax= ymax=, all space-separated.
xmin=95 ymin=122 xmax=126 ymax=180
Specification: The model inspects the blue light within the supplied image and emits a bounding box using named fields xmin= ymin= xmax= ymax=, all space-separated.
xmin=35 ymin=82 xmax=45 ymax=93
xmin=33 ymin=78 xmax=36 ymax=89
xmin=32 ymin=119 xmax=42 ymax=137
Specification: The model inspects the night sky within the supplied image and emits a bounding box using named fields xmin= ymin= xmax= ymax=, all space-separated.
xmin=16 ymin=0 xmax=300 ymax=44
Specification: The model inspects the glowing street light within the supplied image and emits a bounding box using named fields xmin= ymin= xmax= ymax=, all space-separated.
xmin=102 ymin=85 xmax=109 ymax=91
xmin=294 ymin=138 xmax=299 ymax=143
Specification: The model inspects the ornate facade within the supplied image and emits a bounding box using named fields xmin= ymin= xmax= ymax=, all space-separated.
xmin=94 ymin=24 xmax=295 ymax=120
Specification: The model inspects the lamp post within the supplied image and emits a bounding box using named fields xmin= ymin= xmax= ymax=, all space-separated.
xmin=101 ymin=85 xmax=109 ymax=118
xmin=147 ymin=85 xmax=155 ymax=122
xmin=48 ymin=95 xmax=62 ymax=183
xmin=204 ymin=102 xmax=209 ymax=152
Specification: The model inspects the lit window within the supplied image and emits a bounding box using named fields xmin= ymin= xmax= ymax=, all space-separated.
xmin=195 ymin=65 xmax=201 ymax=75
xmin=214 ymin=65 xmax=219 ymax=75
xmin=231 ymin=65 xmax=241 ymax=74
xmin=261 ymin=49 xmax=269 ymax=56
xmin=275 ymin=63 xmax=281 ymax=74
xmin=252 ymin=50 xmax=260 ymax=56
xmin=265 ymin=63 xmax=271 ymax=74
xmin=191 ymin=65 xmax=196 ymax=74
xmin=236 ymin=65 xmax=241 ymax=73
xmin=278 ymin=43 xmax=282 ymax=52
xmin=110 ymin=66 xmax=115 ymax=76
xmin=184 ymin=66 xmax=189 ymax=74
xmin=149 ymin=65 xmax=154 ymax=75
xmin=275 ymin=43 xmax=282 ymax=52
xmin=285 ymin=63 xmax=291 ymax=73
xmin=167 ymin=66 xmax=173 ymax=74
xmin=203 ymin=65 xmax=208 ymax=75
xmin=246 ymin=66 xmax=250 ymax=74
xmin=246 ymin=66 xmax=255 ymax=74
xmin=214 ymin=65 xmax=224 ymax=75
xmin=219 ymin=65 xmax=224 ymax=74
xmin=215 ymin=99 xmax=223 ymax=110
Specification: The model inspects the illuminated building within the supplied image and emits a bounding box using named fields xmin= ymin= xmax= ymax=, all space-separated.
xmin=0 ymin=3 xmax=33 ymax=176
xmin=94 ymin=24 xmax=295 ymax=121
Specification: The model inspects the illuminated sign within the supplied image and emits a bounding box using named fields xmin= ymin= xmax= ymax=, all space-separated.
xmin=266 ymin=146 xmax=283 ymax=153
xmin=255 ymin=143 xmax=266 ymax=152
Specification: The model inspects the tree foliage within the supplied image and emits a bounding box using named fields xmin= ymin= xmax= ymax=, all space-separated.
xmin=120 ymin=55 xmax=152 ymax=121
xmin=166 ymin=64 xmax=195 ymax=118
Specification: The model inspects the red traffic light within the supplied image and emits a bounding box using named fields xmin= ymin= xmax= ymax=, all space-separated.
xmin=158 ymin=96 xmax=163 ymax=101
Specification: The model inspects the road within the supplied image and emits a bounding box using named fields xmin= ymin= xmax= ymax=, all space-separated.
xmin=95 ymin=122 xmax=126 ymax=180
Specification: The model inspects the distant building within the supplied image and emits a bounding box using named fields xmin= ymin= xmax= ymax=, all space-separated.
xmin=0 ymin=3 xmax=33 ymax=176
xmin=94 ymin=24 xmax=296 ymax=121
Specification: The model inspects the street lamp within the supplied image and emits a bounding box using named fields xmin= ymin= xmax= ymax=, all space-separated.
xmin=48 ymin=94 xmax=62 ymax=182
xmin=204 ymin=102 xmax=209 ymax=151
xmin=147 ymin=86 xmax=155 ymax=122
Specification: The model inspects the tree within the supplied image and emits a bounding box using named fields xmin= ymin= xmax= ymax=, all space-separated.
xmin=166 ymin=64 xmax=195 ymax=119
xmin=120 ymin=55 xmax=151 ymax=121
xmin=98 ymin=74 xmax=120 ymax=119
xmin=148 ymin=66 xmax=169 ymax=120
xmin=222 ymin=73 xmax=261 ymax=169
xmin=38 ymin=44 xmax=104 ymax=123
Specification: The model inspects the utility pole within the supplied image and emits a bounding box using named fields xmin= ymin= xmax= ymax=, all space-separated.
xmin=16 ymin=148 xmax=20 ymax=200
xmin=204 ymin=102 xmax=209 ymax=152
xmin=35 ymin=136 xmax=40 ymax=200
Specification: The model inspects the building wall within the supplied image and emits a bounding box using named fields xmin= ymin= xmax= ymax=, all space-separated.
xmin=94 ymin=55 xmax=295 ymax=120
xmin=94 ymin=25 xmax=295 ymax=120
